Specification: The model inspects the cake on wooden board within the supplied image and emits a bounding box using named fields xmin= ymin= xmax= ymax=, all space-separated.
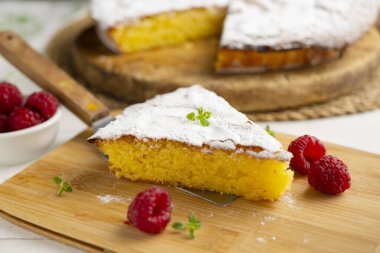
xmin=89 ymin=85 xmax=293 ymax=201
xmin=70 ymin=26 xmax=380 ymax=113
xmin=90 ymin=0 xmax=379 ymax=73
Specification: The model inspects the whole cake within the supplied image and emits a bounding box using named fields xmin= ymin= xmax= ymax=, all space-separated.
xmin=88 ymin=85 xmax=293 ymax=201
xmin=91 ymin=0 xmax=379 ymax=73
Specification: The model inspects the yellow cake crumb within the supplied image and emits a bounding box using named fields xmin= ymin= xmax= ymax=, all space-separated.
xmin=93 ymin=136 xmax=293 ymax=201
xmin=108 ymin=7 xmax=226 ymax=53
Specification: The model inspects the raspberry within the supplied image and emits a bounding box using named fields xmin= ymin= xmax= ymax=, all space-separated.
xmin=9 ymin=107 xmax=43 ymax=131
xmin=127 ymin=187 xmax=172 ymax=234
xmin=308 ymin=155 xmax=351 ymax=194
xmin=25 ymin=91 xmax=58 ymax=120
xmin=0 ymin=82 xmax=23 ymax=115
xmin=288 ymin=135 xmax=326 ymax=174
xmin=0 ymin=115 xmax=8 ymax=133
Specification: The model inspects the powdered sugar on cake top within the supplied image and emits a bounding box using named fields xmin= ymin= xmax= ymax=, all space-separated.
xmin=89 ymin=85 xmax=292 ymax=161
xmin=221 ymin=0 xmax=379 ymax=50
xmin=91 ymin=0 xmax=229 ymax=30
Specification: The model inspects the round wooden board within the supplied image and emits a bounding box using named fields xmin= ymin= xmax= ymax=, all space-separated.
xmin=68 ymin=22 xmax=380 ymax=113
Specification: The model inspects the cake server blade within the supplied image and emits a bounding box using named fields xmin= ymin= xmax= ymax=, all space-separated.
xmin=175 ymin=187 xmax=239 ymax=207
xmin=0 ymin=30 xmax=238 ymax=207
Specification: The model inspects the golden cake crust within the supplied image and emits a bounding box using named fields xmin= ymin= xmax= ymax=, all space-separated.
xmin=215 ymin=46 xmax=344 ymax=73
xmin=90 ymin=135 xmax=290 ymax=162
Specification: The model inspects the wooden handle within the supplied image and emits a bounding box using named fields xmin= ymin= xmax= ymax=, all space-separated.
xmin=0 ymin=31 xmax=110 ymax=126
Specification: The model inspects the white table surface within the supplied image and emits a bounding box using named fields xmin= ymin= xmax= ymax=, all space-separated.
xmin=0 ymin=1 xmax=380 ymax=252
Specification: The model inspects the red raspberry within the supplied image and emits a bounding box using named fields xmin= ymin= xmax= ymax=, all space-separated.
xmin=9 ymin=107 xmax=43 ymax=131
xmin=0 ymin=82 xmax=23 ymax=115
xmin=308 ymin=155 xmax=351 ymax=194
xmin=0 ymin=115 xmax=8 ymax=133
xmin=127 ymin=187 xmax=172 ymax=234
xmin=288 ymin=135 xmax=326 ymax=174
xmin=25 ymin=91 xmax=58 ymax=120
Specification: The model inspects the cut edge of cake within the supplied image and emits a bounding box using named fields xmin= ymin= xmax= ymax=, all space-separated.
xmin=91 ymin=0 xmax=229 ymax=53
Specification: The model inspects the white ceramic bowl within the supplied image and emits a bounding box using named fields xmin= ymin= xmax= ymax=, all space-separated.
xmin=0 ymin=107 xmax=61 ymax=166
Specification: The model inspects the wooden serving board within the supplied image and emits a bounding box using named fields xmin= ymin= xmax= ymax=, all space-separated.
xmin=0 ymin=131 xmax=379 ymax=253
xmin=67 ymin=18 xmax=380 ymax=112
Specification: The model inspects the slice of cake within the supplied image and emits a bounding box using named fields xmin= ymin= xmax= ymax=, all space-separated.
xmin=88 ymin=85 xmax=293 ymax=201
xmin=91 ymin=0 xmax=229 ymax=53
xmin=215 ymin=0 xmax=379 ymax=73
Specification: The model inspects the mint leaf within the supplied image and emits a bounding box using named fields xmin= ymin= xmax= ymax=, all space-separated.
xmin=186 ymin=107 xmax=212 ymax=127
xmin=188 ymin=213 xmax=196 ymax=223
xmin=189 ymin=229 xmax=195 ymax=240
xmin=172 ymin=222 xmax=185 ymax=231
xmin=53 ymin=176 xmax=62 ymax=185
xmin=265 ymin=125 xmax=275 ymax=137
xmin=53 ymin=175 xmax=73 ymax=196
xmin=62 ymin=182 xmax=73 ymax=192
xmin=199 ymin=118 xmax=209 ymax=127
xmin=173 ymin=213 xmax=201 ymax=239
xmin=192 ymin=220 xmax=201 ymax=230
xmin=188 ymin=213 xmax=201 ymax=230
xmin=203 ymin=111 xmax=212 ymax=119
xmin=186 ymin=112 xmax=196 ymax=121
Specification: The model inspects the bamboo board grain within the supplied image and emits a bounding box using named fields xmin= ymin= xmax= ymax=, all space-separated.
xmin=0 ymin=130 xmax=380 ymax=253
xmin=67 ymin=18 xmax=380 ymax=112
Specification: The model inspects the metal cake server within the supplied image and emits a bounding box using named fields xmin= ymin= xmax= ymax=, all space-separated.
xmin=0 ymin=31 xmax=238 ymax=207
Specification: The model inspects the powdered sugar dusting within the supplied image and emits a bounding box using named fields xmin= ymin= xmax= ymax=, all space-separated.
xmin=96 ymin=194 xmax=130 ymax=204
xmin=89 ymin=85 xmax=291 ymax=161
xmin=256 ymin=236 xmax=267 ymax=244
xmin=221 ymin=0 xmax=378 ymax=50
xmin=280 ymin=191 xmax=303 ymax=210
xmin=258 ymin=214 xmax=278 ymax=226
xmin=91 ymin=0 xmax=229 ymax=30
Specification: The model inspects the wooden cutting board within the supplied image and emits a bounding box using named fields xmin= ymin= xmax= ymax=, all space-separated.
xmin=68 ymin=19 xmax=380 ymax=112
xmin=0 ymin=131 xmax=379 ymax=253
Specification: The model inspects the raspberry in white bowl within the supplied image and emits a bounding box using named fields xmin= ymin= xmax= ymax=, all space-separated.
xmin=0 ymin=82 xmax=59 ymax=133
xmin=0 ymin=82 xmax=61 ymax=165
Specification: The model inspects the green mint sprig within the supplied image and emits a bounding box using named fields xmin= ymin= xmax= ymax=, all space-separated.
xmin=172 ymin=213 xmax=201 ymax=239
xmin=265 ymin=125 xmax=275 ymax=137
xmin=186 ymin=107 xmax=212 ymax=127
xmin=53 ymin=175 xmax=72 ymax=196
